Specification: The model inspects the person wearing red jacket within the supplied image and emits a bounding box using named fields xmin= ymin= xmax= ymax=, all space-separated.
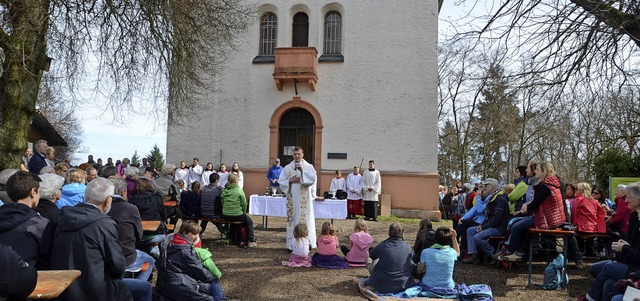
xmin=572 ymin=182 xmax=606 ymax=234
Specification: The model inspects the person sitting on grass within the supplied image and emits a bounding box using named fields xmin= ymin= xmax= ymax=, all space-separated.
xmin=156 ymin=220 xmax=226 ymax=301
xmin=412 ymin=218 xmax=436 ymax=265
xmin=341 ymin=218 xmax=374 ymax=266
xmin=417 ymin=227 xmax=460 ymax=289
xmin=312 ymin=222 xmax=348 ymax=268
xmin=283 ymin=223 xmax=312 ymax=267
xmin=365 ymin=222 xmax=416 ymax=294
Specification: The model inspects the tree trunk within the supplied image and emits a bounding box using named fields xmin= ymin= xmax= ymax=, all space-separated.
xmin=0 ymin=1 xmax=50 ymax=170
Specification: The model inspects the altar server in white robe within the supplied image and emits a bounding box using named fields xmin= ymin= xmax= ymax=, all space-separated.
xmin=174 ymin=160 xmax=190 ymax=190
xmin=278 ymin=147 xmax=318 ymax=250
xmin=188 ymin=158 xmax=203 ymax=187
xmin=329 ymin=170 xmax=346 ymax=193
xmin=346 ymin=166 xmax=363 ymax=219
xmin=362 ymin=160 xmax=381 ymax=221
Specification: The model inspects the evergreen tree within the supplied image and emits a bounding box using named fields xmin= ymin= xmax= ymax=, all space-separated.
xmin=146 ymin=144 xmax=165 ymax=172
xmin=131 ymin=151 xmax=141 ymax=167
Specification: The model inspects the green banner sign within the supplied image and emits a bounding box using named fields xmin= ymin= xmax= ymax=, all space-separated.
xmin=609 ymin=177 xmax=640 ymax=202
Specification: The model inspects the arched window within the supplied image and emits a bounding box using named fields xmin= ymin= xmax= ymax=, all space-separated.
xmin=323 ymin=11 xmax=341 ymax=55
xmin=292 ymin=12 xmax=309 ymax=47
xmin=259 ymin=13 xmax=277 ymax=55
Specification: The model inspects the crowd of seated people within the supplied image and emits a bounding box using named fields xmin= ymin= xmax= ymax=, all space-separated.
xmin=4 ymin=146 xmax=640 ymax=301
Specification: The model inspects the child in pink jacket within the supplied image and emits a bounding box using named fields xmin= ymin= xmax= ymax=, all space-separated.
xmin=312 ymin=222 xmax=348 ymax=268
xmin=340 ymin=218 xmax=374 ymax=267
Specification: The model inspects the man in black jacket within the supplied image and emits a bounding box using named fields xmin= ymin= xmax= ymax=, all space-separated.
xmin=50 ymin=177 xmax=133 ymax=301
xmin=462 ymin=178 xmax=510 ymax=264
xmin=0 ymin=171 xmax=53 ymax=270
xmin=27 ymin=140 xmax=48 ymax=175
xmin=0 ymin=244 xmax=37 ymax=300
xmin=107 ymin=177 xmax=155 ymax=281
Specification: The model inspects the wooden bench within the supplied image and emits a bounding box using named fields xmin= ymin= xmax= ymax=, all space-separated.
xmin=141 ymin=220 xmax=161 ymax=232
xmin=527 ymin=228 xmax=575 ymax=288
xmin=28 ymin=270 xmax=81 ymax=299
xmin=125 ymin=261 xmax=151 ymax=278
xmin=576 ymin=232 xmax=613 ymax=239
xmin=195 ymin=217 xmax=244 ymax=244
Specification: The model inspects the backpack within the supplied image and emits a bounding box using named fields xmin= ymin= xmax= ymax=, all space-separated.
xmin=542 ymin=253 xmax=569 ymax=290
xmin=458 ymin=283 xmax=494 ymax=301
xmin=230 ymin=223 xmax=248 ymax=247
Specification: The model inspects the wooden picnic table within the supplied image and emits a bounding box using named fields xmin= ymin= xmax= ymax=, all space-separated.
xmin=28 ymin=270 xmax=81 ymax=299
xmin=142 ymin=220 xmax=161 ymax=231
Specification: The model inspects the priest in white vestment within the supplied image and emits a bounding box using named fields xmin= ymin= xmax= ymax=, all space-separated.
xmin=362 ymin=160 xmax=381 ymax=221
xmin=278 ymin=147 xmax=318 ymax=250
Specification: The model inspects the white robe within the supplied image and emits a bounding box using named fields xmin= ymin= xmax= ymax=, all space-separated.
xmin=346 ymin=173 xmax=363 ymax=200
xmin=201 ymin=170 xmax=215 ymax=186
xmin=278 ymin=159 xmax=317 ymax=249
xmin=188 ymin=165 xmax=203 ymax=187
xmin=174 ymin=168 xmax=190 ymax=188
xmin=330 ymin=177 xmax=346 ymax=192
xmin=361 ymin=169 xmax=381 ymax=201
xmin=218 ymin=171 xmax=230 ymax=188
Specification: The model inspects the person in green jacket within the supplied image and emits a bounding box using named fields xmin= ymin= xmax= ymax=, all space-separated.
xmin=221 ymin=174 xmax=257 ymax=247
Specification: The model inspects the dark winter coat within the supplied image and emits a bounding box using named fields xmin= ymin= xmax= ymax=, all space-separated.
xmin=0 ymin=202 xmax=53 ymax=269
xmin=201 ymin=185 xmax=223 ymax=218
xmin=481 ymin=191 xmax=511 ymax=234
xmin=35 ymin=198 xmax=61 ymax=230
xmin=156 ymin=233 xmax=214 ymax=301
xmin=618 ymin=211 xmax=640 ymax=275
xmin=367 ymin=237 xmax=416 ymax=294
xmin=50 ymin=203 xmax=132 ymax=301
xmin=180 ymin=190 xmax=202 ymax=219
xmin=0 ymin=244 xmax=37 ymax=300
xmin=129 ymin=192 xmax=166 ymax=234
xmin=107 ymin=196 xmax=143 ymax=266
xmin=28 ymin=152 xmax=47 ymax=175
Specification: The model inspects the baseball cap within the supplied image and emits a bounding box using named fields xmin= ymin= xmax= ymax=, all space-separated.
xmin=481 ymin=178 xmax=499 ymax=188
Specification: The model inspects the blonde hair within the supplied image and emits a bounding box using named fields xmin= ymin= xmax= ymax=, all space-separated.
xmin=45 ymin=146 xmax=55 ymax=157
xmin=504 ymin=183 xmax=516 ymax=194
xmin=576 ymin=182 xmax=592 ymax=197
xmin=537 ymin=161 xmax=556 ymax=179
xmin=353 ymin=218 xmax=367 ymax=232
xmin=294 ymin=223 xmax=308 ymax=239
xmin=66 ymin=168 xmax=87 ymax=184
xmin=320 ymin=222 xmax=335 ymax=236
xmin=177 ymin=179 xmax=185 ymax=188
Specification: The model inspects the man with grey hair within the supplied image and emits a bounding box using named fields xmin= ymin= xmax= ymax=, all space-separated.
xmin=35 ymin=173 xmax=64 ymax=228
xmin=86 ymin=166 xmax=98 ymax=183
xmin=0 ymin=169 xmax=18 ymax=204
xmin=28 ymin=139 xmax=48 ymax=175
xmin=153 ymin=163 xmax=180 ymax=224
xmin=50 ymin=177 xmax=133 ymax=301
xmin=39 ymin=166 xmax=55 ymax=174
xmin=365 ymin=222 xmax=415 ymax=294
xmin=107 ymin=177 xmax=154 ymax=282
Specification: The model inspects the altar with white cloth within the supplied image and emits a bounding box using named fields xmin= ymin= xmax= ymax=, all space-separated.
xmin=249 ymin=195 xmax=347 ymax=228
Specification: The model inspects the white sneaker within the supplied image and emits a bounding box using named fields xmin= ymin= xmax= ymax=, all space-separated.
xmin=248 ymin=242 xmax=257 ymax=248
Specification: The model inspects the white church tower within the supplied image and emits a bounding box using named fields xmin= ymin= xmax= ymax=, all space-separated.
xmin=167 ymin=0 xmax=441 ymax=219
